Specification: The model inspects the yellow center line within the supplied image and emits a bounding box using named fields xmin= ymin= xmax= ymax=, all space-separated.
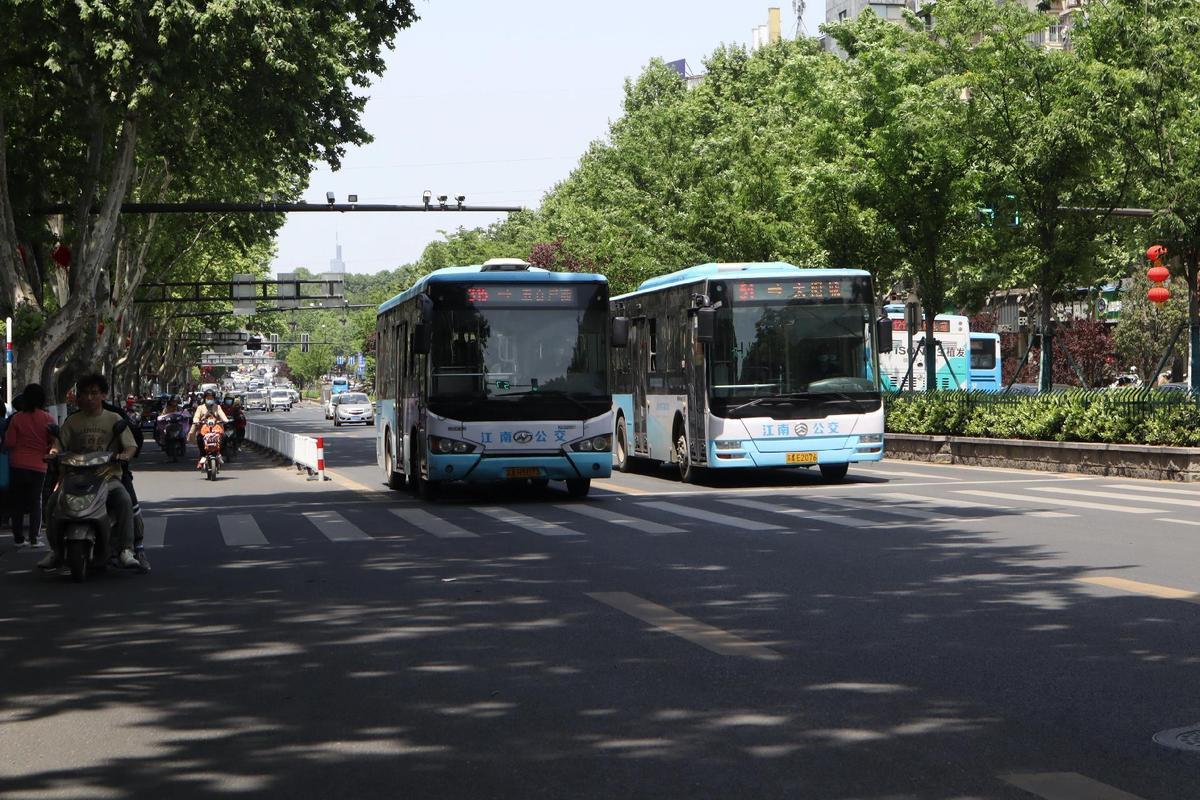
xmin=1077 ymin=576 xmax=1200 ymax=604
xmin=588 ymin=591 xmax=782 ymax=661
xmin=1003 ymin=772 xmax=1147 ymax=800
xmin=322 ymin=467 xmax=390 ymax=497
xmin=593 ymin=481 xmax=652 ymax=496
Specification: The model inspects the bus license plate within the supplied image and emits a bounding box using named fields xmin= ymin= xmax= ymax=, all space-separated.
xmin=786 ymin=452 xmax=818 ymax=464
xmin=506 ymin=467 xmax=541 ymax=479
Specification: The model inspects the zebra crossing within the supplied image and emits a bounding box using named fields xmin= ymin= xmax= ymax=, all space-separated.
xmin=133 ymin=478 xmax=1200 ymax=550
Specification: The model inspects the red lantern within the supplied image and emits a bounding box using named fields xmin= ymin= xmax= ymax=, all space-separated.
xmin=1148 ymin=265 xmax=1170 ymax=283
xmin=1147 ymin=244 xmax=1168 ymax=264
xmin=1149 ymin=286 xmax=1170 ymax=304
xmin=52 ymin=244 xmax=71 ymax=268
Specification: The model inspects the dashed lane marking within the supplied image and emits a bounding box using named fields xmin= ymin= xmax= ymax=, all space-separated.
xmin=1077 ymin=576 xmax=1200 ymax=604
xmin=475 ymin=506 xmax=584 ymax=537
xmin=588 ymin=591 xmax=781 ymax=661
xmin=638 ymin=501 xmax=785 ymax=531
xmin=551 ymin=503 xmax=683 ymax=533
xmin=1157 ymin=518 xmax=1200 ymax=528
xmin=954 ymin=489 xmax=1152 ymax=515
xmin=1002 ymin=772 xmax=1147 ymax=800
xmin=389 ymin=508 xmax=478 ymax=539
xmin=303 ymin=510 xmax=372 ymax=542
xmin=218 ymin=514 xmax=269 ymax=546
xmin=1103 ymin=483 xmax=1200 ymax=498
xmin=141 ymin=517 xmax=166 ymax=549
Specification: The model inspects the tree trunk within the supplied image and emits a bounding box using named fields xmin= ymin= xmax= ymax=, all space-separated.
xmin=924 ymin=309 xmax=937 ymax=391
xmin=1038 ymin=289 xmax=1054 ymax=393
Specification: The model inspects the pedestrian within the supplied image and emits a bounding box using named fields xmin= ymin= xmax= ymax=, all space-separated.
xmin=4 ymin=385 xmax=55 ymax=547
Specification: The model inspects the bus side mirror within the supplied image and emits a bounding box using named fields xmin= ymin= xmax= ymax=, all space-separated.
xmin=877 ymin=316 xmax=894 ymax=353
xmin=611 ymin=316 xmax=629 ymax=348
xmin=696 ymin=308 xmax=716 ymax=343
xmin=411 ymin=324 xmax=430 ymax=355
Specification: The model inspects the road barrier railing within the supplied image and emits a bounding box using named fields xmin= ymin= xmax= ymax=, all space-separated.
xmin=245 ymin=421 xmax=328 ymax=480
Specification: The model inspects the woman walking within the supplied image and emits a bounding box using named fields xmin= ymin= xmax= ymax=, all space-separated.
xmin=4 ymin=384 xmax=56 ymax=547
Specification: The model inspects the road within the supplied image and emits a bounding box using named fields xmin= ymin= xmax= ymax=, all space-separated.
xmin=2 ymin=400 xmax=1199 ymax=799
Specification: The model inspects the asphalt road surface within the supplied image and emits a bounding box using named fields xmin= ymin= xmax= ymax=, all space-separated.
xmin=2 ymin=400 xmax=1199 ymax=798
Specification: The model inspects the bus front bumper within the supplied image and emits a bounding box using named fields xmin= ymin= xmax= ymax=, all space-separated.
xmin=427 ymin=452 xmax=613 ymax=483
xmin=707 ymin=438 xmax=885 ymax=468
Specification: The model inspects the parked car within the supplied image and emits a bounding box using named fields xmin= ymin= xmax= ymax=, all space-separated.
xmin=268 ymin=388 xmax=293 ymax=412
xmin=243 ymin=390 xmax=268 ymax=411
xmin=332 ymin=392 xmax=373 ymax=426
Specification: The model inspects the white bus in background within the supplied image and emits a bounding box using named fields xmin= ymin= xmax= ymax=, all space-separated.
xmin=880 ymin=306 xmax=970 ymax=391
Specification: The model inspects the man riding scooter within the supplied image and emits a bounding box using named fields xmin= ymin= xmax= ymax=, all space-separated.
xmin=38 ymin=374 xmax=141 ymax=573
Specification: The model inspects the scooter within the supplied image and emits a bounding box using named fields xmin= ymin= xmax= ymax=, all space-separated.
xmin=155 ymin=410 xmax=189 ymax=463
xmin=45 ymin=451 xmax=120 ymax=583
xmin=221 ymin=427 xmax=239 ymax=463
xmin=200 ymin=420 xmax=224 ymax=480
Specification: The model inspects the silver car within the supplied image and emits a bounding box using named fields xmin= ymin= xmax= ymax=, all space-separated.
xmin=268 ymin=389 xmax=293 ymax=412
xmin=333 ymin=392 xmax=373 ymax=426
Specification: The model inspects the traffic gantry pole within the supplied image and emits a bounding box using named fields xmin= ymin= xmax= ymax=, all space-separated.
xmin=5 ymin=316 xmax=11 ymax=410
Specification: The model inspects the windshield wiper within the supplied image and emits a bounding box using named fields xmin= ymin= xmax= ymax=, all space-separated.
xmin=727 ymin=394 xmax=806 ymax=414
xmin=811 ymin=390 xmax=872 ymax=412
xmin=497 ymin=389 xmax=594 ymax=414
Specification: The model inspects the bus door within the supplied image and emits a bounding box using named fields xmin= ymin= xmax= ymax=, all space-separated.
xmin=632 ymin=317 xmax=649 ymax=455
xmin=685 ymin=312 xmax=706 ymax=465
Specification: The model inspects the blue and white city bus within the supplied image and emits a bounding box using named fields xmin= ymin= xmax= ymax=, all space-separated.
xmin=375 ymin=259 xmax=624 ymax=500
xmin=609 ymin=263 xmax=893 ymax=483
xmin=969 ymin=332 xmax=1002 ymax=391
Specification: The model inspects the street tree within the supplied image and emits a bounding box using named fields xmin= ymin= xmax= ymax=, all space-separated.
xmin=937 ymin=0 xmax=1132 ymax=391
xmin=0 ymin=1 xmax=419 ymax=397
xmin=1113 ymin=272 xmax=1189 ymax=386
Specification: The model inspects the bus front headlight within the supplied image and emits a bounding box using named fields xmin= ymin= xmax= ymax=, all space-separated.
xmin=858 ymin=434 xmax=883 ymax=444
xmin=571 ymin=435 xmax=611 ymax=453
xmin=429 ymin=435 xmax=476 ymax=455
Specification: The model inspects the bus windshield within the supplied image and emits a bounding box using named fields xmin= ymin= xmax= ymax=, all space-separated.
xmin=427 ymin=282 xmax=609 ymax=419
xmin=709 ymin=301 xmax=881 ymax=417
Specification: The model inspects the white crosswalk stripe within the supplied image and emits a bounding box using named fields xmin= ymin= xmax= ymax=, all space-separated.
xmin=719 ymin=498 xmax=861 ymax=528
xmin=802 ymin=496 xmax=959 ymax=522
xmin=641 ymin=501 xmax=784 ymax=531
xmin=551 ymin=503 xmax=684 ymax=533
xmin=303 ymin=510 xmax=372 ymax=541
xmin=856 ymin=468 xmax=960 ymax=481
xmin=1103 ymin=484 xmax=1200 ymax=498
xmin=218 ymin=513 xmax=269 ymax=545
xmin=1032 ymin=485 xmax=1200 ymax=509
xmin=955 ymin=489 xmax=1154 ymax=515
xmin=879 ymin=491 xmax=1076 ymax=518
xmin=389 ymin=508 xmax=478 ymax=538
xmin=475 ymin=506 xmax=584 ymax=537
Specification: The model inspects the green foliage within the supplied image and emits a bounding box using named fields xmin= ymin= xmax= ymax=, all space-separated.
xmin=285 ymin=344 xmax=333 ymax=390
xmin=887 ymin=389 xmax=1200 ymax=446
xmin=1113 ymin=271 xmax=1189 ymax=383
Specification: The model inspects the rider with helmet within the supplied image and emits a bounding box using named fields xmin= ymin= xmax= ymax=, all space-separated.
xmin=192 ymin=389 xmax=229 ymax=458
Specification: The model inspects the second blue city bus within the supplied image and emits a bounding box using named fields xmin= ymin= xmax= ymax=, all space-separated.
xmin=375 ymin=259 xmax=625 ymax=500
xmin=610 ymin=262 xmax=893 ymax=482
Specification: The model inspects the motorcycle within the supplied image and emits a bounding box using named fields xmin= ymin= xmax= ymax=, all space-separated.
xmin=45 ymin=450 xmax=121 ymax=583
xmin=200 ymin=419 xmax=224 ymax=480
xmin=155 ymin=410 xmax=189 ymax=463
xmin=221 ymin=426 xmax=239 ymax=463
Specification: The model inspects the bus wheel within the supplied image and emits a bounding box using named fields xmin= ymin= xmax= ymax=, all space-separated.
xmin=819 ymin=463 xmax=849 ymax=482
xmin=565 ymin=478 xmax=590 ymax=498
xmin=614 ymin=418 xmax=630 ymax=473
xmin=675 ymin=430 xmax=696 ymax=483
xmin=415 ymin=448 xmax=440 ymax=501
xmin=383 ymin=434 xmax=404 ymax=490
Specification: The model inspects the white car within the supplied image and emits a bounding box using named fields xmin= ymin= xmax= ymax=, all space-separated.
xmin=332 ymin=392 xmax=373 ymax=426
xmin=267 ymin=389 xmax=293 ymax=412
xmin=243 ymin=390 xmax=267 ymax=411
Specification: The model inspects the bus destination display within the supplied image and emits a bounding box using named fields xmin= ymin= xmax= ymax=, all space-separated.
xmin=464 ymin=285 xmax=577 ymax=306
xmin=735 ymin=279 xmax=846 ymax=302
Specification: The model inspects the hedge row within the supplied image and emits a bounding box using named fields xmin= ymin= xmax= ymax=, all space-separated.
xmin=884 ymin=390 xmax=1200 ymax=447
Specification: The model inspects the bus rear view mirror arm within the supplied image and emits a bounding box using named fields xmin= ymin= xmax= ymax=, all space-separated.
xmin=611 ymin=316 xmax=630 ymax=348
xmin=695 ymin=307 xmax=716 ymax=343
xmin=876 ymin=316 xmax=894 ymax=353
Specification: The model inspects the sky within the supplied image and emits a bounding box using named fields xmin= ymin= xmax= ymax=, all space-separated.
xmin=270 ymin=1 xmax=827 ymax=278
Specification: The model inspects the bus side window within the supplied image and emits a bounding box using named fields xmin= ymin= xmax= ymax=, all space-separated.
xmin=397 ymin=322 xmax=407 ymax=396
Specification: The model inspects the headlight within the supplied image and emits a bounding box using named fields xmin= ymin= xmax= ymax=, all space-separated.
xmin=858 ymin=433 xmax=883 ymax=444
xmin=429 ymin=435 xmax=476 ymax=455
xmin=570 ymin=435 xmax=611 ymax=453
xmin=714 ymin=440 xmax=743 ymax=450
xmin=64 ymin=494 xmax=91 ymax=513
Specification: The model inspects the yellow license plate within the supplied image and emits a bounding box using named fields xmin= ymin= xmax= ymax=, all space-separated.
xmin=786 ymin=452 xmax=818 ymax=464
xmin=506 ymin=467 xmax=542 ymax=479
